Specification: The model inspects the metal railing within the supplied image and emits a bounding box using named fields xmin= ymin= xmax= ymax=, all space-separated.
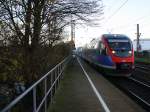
xmin=1 ymin=56 xmax=71 ymax=112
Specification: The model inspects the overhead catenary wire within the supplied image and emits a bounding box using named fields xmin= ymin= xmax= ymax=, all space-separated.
xmin=102 ymin=0 xmax=129 ymax=33
xmin=106 ymin=0 xmax=120 ymax=13
xmin=105 ymin=0 xmax=129 ymax=23
xmin=105 ymin=14 xmax=150 ymax=33
xmin=102 ymin=0 xmax=150 ymax=35
xmin=112 ymin=15 xmax=150 ymax=30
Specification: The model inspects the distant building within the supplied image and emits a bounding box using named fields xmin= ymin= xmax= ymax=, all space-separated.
xmin=133 ymin=39 xmax=150 ymax=51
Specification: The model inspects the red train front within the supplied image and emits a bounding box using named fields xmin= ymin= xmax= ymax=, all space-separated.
xmin=101 ymin=34 xmax=135 ymax=76
xmin=80 ymin=34 xmax=134 ymax=76
xmin=81 ymin=34 xmax=135 ymax=77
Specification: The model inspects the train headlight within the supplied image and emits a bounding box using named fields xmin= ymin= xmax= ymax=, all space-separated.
xmin=112 ymin=51 xmax=116 ymax=54
xmin=128 ymin=51 xmax=132 ymax=54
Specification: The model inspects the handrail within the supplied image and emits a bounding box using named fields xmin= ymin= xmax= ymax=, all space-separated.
xmin=1 ymin=56 xmax=71 ymax=112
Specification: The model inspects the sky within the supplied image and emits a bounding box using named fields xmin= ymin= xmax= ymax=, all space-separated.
xmin=73 ymin=0 xmax=150 ymax=47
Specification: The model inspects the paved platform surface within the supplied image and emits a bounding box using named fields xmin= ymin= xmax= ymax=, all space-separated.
xmin=48 ymin=57 xmax=145 ymax=112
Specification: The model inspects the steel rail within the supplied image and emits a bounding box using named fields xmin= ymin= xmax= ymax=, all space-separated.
xmin=108 ymin=76 xmax=150 ymax=110
xmin=128 ymin=77 xmax=150 ymax=88
xmin=128 ymin=90 xmax=150 ymax=107
xmin=126 ymin=77 xmax=150 ymax=108
xmin=136 ymin=66 xmax=150 ymax=70
xmin=135 ymin=64 xmax=150 ymax=70
xmin=135 ymin=68 xmax=150 ymax=75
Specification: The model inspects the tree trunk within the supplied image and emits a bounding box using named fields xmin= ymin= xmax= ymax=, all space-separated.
xmin=24 ymin=0 xmax=32 ymax=49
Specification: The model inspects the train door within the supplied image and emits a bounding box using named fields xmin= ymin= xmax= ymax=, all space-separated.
xmin=88 ymin=39 xmax=99 ymax=63
xmin=99 ymin=41 xmax=107 ymax=55
xmin=98 ymin=41 xmax=112 ymax=66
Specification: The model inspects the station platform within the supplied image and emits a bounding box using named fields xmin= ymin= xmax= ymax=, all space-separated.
xmin=48 ymin=57 xmax=145 ymax=112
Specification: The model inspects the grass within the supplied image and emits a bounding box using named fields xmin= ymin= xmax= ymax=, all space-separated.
xmin=135 ymin=55 xmax=150 ymax=64
xmin=134 ymin=52 xmax=150 ymax=64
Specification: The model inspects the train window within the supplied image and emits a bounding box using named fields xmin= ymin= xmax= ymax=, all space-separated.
xmin=99 ymin=42 xmax=107 ymax=55
xmin=101 ymin=47 xmax=107 ymax=55
xmin=101 ymin=42 xmax=104 ymax=49
xmin=90 ymin=38 xmax=99 ymax=49
xmin=107 ymin=39 xmax=132 ymax=51
xmin=98 ymin=42 xmax=102 ymax=54
xmin=94 ymin=41 xmax=99 ymax=49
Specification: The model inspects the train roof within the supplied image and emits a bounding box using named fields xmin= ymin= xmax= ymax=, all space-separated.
xmin=102 ymin=34 xmax=129 ymax=39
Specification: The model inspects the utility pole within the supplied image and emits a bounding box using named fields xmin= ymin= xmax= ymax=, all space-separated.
xmin=136 ymin=24 xmax=141 ymax=53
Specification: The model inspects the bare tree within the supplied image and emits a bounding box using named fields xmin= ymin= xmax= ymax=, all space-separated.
xmin=0 ymin=0 xmax=103 ymax=83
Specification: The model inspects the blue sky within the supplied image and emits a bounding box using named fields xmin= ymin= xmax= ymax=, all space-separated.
xmin=103 ymin=0 xmax=150 ymax=36
xmin=73 ymin=0 xmax=150 ymax=47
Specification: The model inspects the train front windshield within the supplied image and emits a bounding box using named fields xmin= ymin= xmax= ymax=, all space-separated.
xmin=107 ymin=39 xmax=132 ymax=57
xmin=108 ymin=39 xmax=131 ymax=51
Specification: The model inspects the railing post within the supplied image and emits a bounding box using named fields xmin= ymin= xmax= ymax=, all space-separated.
xmin=60 ymin=64 xmax=62 ymax=79
xmin=61 ymin=63 xmax=64 ymax=79
xmin=44 ymin=78 xmax=47 ymax=112
xmin=50 ymin=72 xmax=53 ymax=103
xmin=58 ymin=65 xmax=60 ymax=86
xmin=33 ymin=87 xmax=37 ymax=112
xmin=57 ymin=67 xmax=59 ymax=87
xmin=55 ymin=68 xmax=57 ymax=93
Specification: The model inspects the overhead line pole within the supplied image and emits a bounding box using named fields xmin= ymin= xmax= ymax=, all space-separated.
xmin=136 ymin=24 xmax=141 ymax=54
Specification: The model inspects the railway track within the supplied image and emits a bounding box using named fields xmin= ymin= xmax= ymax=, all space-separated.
xmin=129 ymin=77 xmax=150 ymax=88
xmin=86 ymin=59 xmax=150 ymax=111
xmin=136 ymin=65 xmax=150 ymax=71
xmin=135 ymin=68 xmax=149 ymax=76
xmin=127 ymin=77 xmax=150 ymax=111
xmin=132 ymin=63 xmax=150 ymax=86
xmin=135 ymin=62 xmax=150 ymax=71
xmin=105 ymin=76 xmax=150 ymax=111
